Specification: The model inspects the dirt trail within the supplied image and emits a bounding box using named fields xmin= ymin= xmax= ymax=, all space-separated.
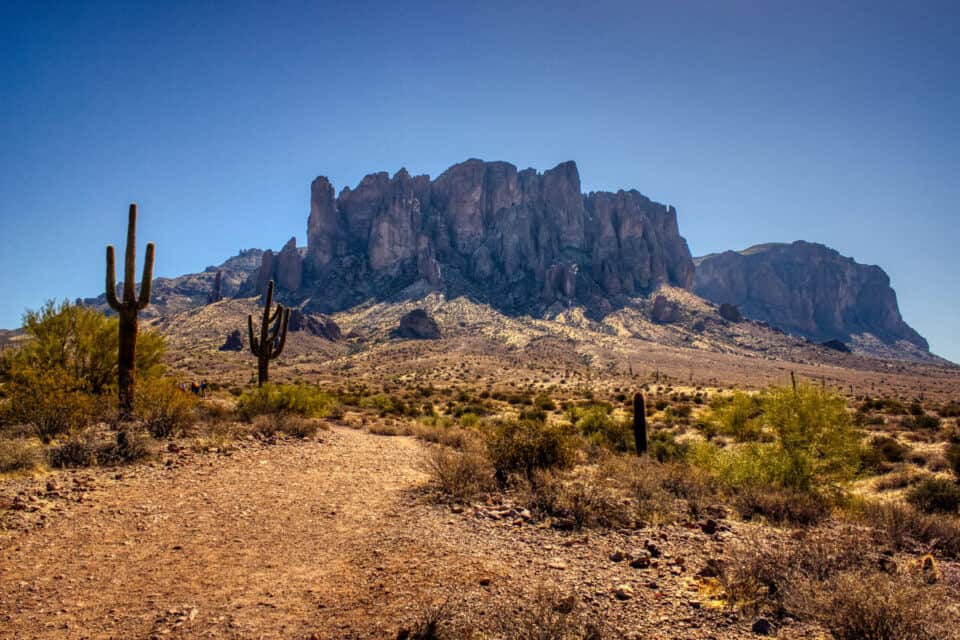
xmin=1 ymin=427 xmax=777 ymax=640
xmin=0 ymin=428 xmax=493 ymax=639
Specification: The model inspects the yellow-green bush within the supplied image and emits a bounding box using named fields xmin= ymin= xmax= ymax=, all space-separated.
xmin=693 ymin=383 xmax=862 ymax=493
xmin=137 ymin=378 xmax=199 ymax=438
xmin=237 ymin=383 xmax=339 ymax=421
xmin=707 ymin=391 xmax=763 ymax=441
xmin=1 ymin=366 xmax=96 ymax=442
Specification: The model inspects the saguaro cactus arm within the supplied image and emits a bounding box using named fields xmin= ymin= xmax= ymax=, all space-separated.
xmin=106 ymin=245 xmax=120 ymax=310
xmin=138 ymin=243 xmax=155 ymax=309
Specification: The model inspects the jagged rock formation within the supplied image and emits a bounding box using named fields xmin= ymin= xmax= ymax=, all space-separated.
xmin=392 ymin=309 xmax=441 ymax=340
xmin=253 ymin=159 xmax=695 ymax=316
xmin=694 ymin=241 xmax=928 ymax=350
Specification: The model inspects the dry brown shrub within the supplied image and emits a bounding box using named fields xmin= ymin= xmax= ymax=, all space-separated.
xmin=425 ymin=444 xmax=495 ymax=502
xmin=521 ymin=469 xmax=632 ymax=529
xmin=0 ymin=437 xmax=44 ymax=473
xmin=252 ymin=413 xmax=323 ymax=439
xmin=862 ymin=500 xmax=960 ymax=557
xmin=733 ymin=485 xmax=830 ymax=526
xmin=788 ymin=571 xmax=951 ymax=640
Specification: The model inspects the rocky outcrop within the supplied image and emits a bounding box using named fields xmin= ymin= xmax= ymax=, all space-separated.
xmin=392 ymin=309 xmax=441 ymax=340
xmin=277 ymin=159 xmax=695 ymax=316
xmin=718 ymin=303 xmax=742 ymax=323
xmin=287 ymin=309 xmax=342 ymax=341
xmin=219 ymin=329 xmax=243 ymax=351
xmin=694 ymin=242 xmax=928 ymax=350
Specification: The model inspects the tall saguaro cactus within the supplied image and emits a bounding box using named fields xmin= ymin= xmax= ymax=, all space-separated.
xmin=248 ymin=280 xmax=290 ymax=386
xmin=106 ymin=203 xmax=155 ymax=419
xmin=633 ymin=391 xmax=648 ymax=455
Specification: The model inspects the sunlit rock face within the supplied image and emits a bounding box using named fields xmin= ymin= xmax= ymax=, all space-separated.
xmin=283 ymin=159 xmax=695 ymax=316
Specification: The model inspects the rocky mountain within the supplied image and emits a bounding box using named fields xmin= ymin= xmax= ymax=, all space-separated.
xmin=694 ymin=241 xmax=928 ymax=352
xmin=85 ymin=249 xmax=263 ymax=318
xmin=251 ymin=159 xmax=695 ymax=317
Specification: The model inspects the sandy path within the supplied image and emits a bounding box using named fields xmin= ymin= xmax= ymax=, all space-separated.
xmin=0 ymin=427 xmax=491 ymax=639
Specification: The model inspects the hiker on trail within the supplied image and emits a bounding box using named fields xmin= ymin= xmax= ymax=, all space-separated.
xmin=200 ymin=380 xmax=208 ymax=397
xmin=191 ymin=381 xmax=200 ymax=395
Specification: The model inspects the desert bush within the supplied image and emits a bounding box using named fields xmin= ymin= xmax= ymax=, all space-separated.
xmin=0 ymin=300 xmax=164 ymax=394
xmin=97 ymin=430 xmax=156 ymax=465
xmin=660 ymin=463 xmax=718 ymax=517
xmin=939 ymin=401 xmax=960 ymax=418
xmin=733 ymin=485 xmax=830 ymax=526
xmin=569 ymin=403 xmax=632 ymax=452
xmin=708 ymin=391 xmax=763 ymax=441
xmin=1 ymin=366 xmax=96 ymax=442
xmin=360 ymin=392 xmax=412 ymax=416
xmin=873 ymin=469 xmax=926 ymax=492
xmin=861 ymin=435 xmax=910 ymax=473
xmin=792 ymin=571 xmax=946 ymax=640
xmin=647 ymin=429 xmax=689 ymax=462
xmin=861 ymin=500 xmax=960 ymax=558
xmin=48 ymin=433 xmax=99 ymax=468
xmin=426 ymin=444 xmax=495 ymax=501
xmin=947 ymin=442 xmax=960 ymax=479
xmin=693 ymin=383 xmax=862 ymax=494
xmin=903 ymin=414 xmax=941 ymax=431
xmin=521 ymin=469 xmax=631 ymax=529
xmin=0 ymin=438 xmax=44 ymax=473
xmin=252 ymin=413 xmax=323 ymax=439
xmin=486 ymin=419 xmax=575 ymax=481
xmin=490 ymin=585 xmax=612 ymax=640
xmin=906 ymin=477 xmax=960 ymax=514
xmin=597 ymin=455 xmax=680 ymax=525
xmin=237 ymin=383 xmax=338 ymax=421
xmin=137 ymin=378 xmax=198 ymax=438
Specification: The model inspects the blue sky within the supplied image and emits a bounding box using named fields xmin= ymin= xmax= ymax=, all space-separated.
xmin=1 ymin=1 xmax=957 ymax=361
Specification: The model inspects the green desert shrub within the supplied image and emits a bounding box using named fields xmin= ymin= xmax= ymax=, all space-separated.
xmin=0 ymin=300 xmax=164 ymax=394
xmin=568 ymin=402 xmax=632 ymax=452
xmin=861 ymin=435 xmax=910 ymax=473
xmin=709 ymin=391 xmax=763 ymax=441
xmin=691 ymin=383 xmax=862 ymax=498
xmin=647 ymin=430 xmax=689 ymax=462
xmin=486 ymin=418 xmax=575 ymax=480
xmin=1 ymin=366 xmax=96 ymax=443
xmin=237 ymin=383 xmax=338 ymax=421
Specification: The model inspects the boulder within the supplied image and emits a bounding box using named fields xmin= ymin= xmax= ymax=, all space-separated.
xmin=392 ymin=309 xmax=441 ymax=340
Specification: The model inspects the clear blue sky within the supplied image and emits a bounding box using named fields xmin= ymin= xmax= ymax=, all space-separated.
xmin=1 ymin=1 xmax=957 ymax=361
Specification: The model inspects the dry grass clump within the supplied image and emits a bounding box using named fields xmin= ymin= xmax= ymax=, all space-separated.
xmin=425 ymin=444 xmax=495 ymax=502
xmin=0 ymin=437 xmax=44 ymax=473
xmin=717 ymin=525 xmax=954 ymax=638
xmin=732 ymin=485 xmax=830 ymax=526
xmin=790 ymin=571 xmax=949 ymax=640
xmin=518 ymin=469 xmax=632 ymax=529
xmin=251 ymin=414 xmax=323 ymax=439
xmin=49 ymin=430 xmax=156 ymax=468
xmin=860 ymin=500 xmax=960 ymax=558
xmin=491 ymin=586 xmax=612 ymax=640
xmin=136 ymin=378 xmax=199 ymax=438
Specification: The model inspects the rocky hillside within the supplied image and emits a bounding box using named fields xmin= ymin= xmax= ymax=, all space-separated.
xmin=84 ymin=249 xmax=263 ymax=319
xmin=694 ymin=241 xmax=928 ymax=353
xmin=253 ymin=159 xmax=695 ymax=316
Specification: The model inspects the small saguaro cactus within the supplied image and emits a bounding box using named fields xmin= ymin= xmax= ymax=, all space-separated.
xmin=247 ymin=280 xmax=290 ymax=386
xmin=633 ymin=391 xmax=648 ymax=455
xmin=106 ymin=203 xmax=155 ymax=420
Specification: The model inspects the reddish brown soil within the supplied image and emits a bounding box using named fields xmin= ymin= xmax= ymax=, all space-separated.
xmin=0 ymin=427 xmax=824 ymax=639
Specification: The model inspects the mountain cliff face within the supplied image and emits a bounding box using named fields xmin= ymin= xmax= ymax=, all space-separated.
xmin=261 ymin=159 xmax=694 ymax=316
xmin=694 ymin=241 xmax=928 ymax=350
